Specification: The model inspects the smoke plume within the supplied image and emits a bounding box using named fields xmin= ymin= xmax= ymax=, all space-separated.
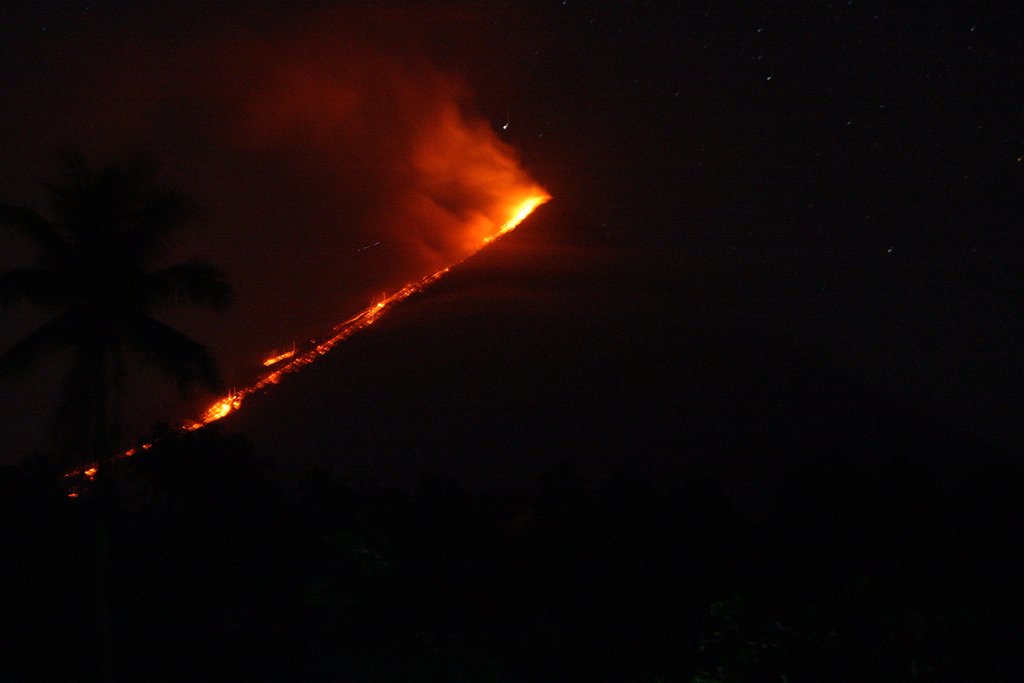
xmin=0 ymin=4 xmax=548 ymax=459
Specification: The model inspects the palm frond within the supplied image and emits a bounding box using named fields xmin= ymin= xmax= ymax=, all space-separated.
xmin=7 ymin=153 xmax=232 ymax=451
xmin=0 ymin=266 xmax=60 ymax=307
xmin=126 ymin=314 xmax=221 ymax=394
xmin=146 ymin=261 xmax=233 ymax=310
xmin=0 ymin=313 xmax=75 ymax=376
xmin=44 ymin=151 xmax=93 ymax=220
xmin=44 ymin=153 xmax=198 ymax=263
xmin=120 ymin=191 xmax=201 ymax=262
xmin=0 ymin=204 xmax=62 ymax=252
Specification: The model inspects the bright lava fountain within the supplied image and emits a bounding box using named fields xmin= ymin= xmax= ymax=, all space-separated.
xmin=65 ymin=192 xmax=550 ymax=496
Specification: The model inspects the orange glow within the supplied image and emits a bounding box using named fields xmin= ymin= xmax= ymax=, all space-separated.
xmin=262 ymin=348 xmax=296 ymax=367
xmin=492 ymin=194 xmax=551 ymax=240
xmin=52 ymin=16 xmax=557 ymax=500
xmin=238 ymin=38 xmax=550 ymax=276
xmin=63 ymin=183 xmax=548 ymax=495
xmin=201 ymin=393 xmax=243 ymax=424
xmin=168 ymin=190 xmax=547 ymax=438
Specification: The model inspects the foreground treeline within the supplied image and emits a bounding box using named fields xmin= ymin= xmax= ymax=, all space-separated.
xmin=1 ymin=427 xmax=1021 ymax=682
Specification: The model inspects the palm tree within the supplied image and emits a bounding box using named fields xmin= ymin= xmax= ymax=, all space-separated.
xmin=0 ymin=153 xmax=232 ymax=471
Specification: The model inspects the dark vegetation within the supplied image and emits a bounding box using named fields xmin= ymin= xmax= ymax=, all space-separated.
xmin=2 ymin=179 xmax=1021 ymax=680
xmin=2 ymin=371 xmax=1021 ymax=681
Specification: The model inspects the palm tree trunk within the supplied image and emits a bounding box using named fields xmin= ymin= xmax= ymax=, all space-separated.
xmin=94 ymin=503 xmax=115 ymax=681
xmin=90 ymin=344 xmax=110 ymax=463
xmin=87 ymin=344 xmax=116 ymax=679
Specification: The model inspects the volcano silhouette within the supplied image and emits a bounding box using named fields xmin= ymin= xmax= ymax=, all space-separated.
xmin=209 ymin=202 xmax=999 ymax=494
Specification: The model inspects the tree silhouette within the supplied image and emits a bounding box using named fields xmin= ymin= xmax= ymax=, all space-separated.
xmin=0 ymin=153 xmax=232 ymax=469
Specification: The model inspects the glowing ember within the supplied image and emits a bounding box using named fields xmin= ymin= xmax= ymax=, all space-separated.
xmin=484 ymin=196 xmax=549 ymax=243
xmin=63 ymin=191 xmax=548 ymax=497
xmin=202 ymin=393 xmax=243 ymax=423
xmin=262 ymin=348 xmax=296 ymax=367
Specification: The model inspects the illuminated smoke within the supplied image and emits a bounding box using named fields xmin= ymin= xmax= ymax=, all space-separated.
xmin=42 ymin=7 xmax=552 ymax=490
xmin=2 ymin=5 xmax=552 ymax=467
xmin=232 ymin=38 xmax=544 ymax=258
xmin=4 ymin=5 xmax=546 ymax=349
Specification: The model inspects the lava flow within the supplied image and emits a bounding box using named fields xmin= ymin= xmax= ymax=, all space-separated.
xmin=63 ymin=191 xmax=549 ymax=494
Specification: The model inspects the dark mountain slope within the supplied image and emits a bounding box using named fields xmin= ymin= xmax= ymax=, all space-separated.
xmin=217 ymin=202 xmax=1001 ymax=498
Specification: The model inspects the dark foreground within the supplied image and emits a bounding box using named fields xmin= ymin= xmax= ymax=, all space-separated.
xmin=2 ymin=422 xmax=1021 ymax=682
xmin=3 ymin=214 xmax=1021 ymax=681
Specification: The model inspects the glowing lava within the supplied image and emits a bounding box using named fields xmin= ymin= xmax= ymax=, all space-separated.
xmin=262 ymin=348 xmax=296 ymax=367
xmin=63 ymin=191 xmax=549 ymax=493
xmin=183 ymin=192 xmax=549 ymax=427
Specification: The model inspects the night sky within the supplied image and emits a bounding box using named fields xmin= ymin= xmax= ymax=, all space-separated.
xmin=2 ymin=1 xmax=1022 ymax=466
